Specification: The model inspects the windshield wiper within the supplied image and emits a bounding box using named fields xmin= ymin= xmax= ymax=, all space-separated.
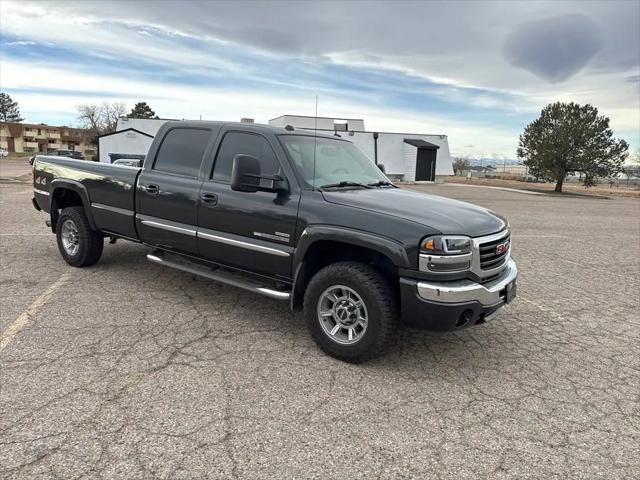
xmin=319 ymin=181 xmax=372 ymax=190
xmin=367 ymin=180 xmax=394 ymax=187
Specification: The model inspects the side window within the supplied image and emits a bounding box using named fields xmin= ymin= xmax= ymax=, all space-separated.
xmin=212 ymin=132 xmax=280 ymax=183
xmin=153 ymin=128 xmax=210 ymax=177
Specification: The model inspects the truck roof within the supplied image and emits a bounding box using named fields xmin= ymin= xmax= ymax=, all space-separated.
xmin=162 ymin=120 xmax=347 ymax=139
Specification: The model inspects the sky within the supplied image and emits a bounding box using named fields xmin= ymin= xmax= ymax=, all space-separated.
xmin=0 ymin=0 xmax=638 ymax=159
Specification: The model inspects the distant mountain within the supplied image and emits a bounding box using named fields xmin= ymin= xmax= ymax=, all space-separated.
xmin=450 ymin=153 xmax=521 ymax=166
xmin=468 ymin=158 xmax=521 ymax=167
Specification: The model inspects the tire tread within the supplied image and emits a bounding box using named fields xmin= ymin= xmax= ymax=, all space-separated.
xmin=303 ymin=261 xmax=398 ymax=362
xmin=56 ymin=206 xmax=103 ymax=267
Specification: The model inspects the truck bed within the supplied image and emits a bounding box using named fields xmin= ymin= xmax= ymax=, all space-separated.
xmin=34 ymin=156 xmax=141 ymax=239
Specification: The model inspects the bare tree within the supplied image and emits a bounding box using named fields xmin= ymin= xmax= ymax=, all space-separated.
xmin=452 ymin=157 xmax=471 ymax=176
xmin=101 ymin=102 xmax=126 ymax=133
xmin=77 ymin=102 xmax=127 ymax=142
xmin=77 ymin=104 xmax=102 ymax=137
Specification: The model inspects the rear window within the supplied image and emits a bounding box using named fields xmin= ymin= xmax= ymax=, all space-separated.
xmin=153 ymin=128 xmax=211 ymax=177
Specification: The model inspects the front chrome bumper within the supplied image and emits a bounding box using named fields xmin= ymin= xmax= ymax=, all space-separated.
xmin=417 ymin=259 xmax=517 ymax=307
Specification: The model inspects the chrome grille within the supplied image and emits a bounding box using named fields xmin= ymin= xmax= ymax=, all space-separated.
xmin=478 ymin=233 xmax=510 ymax=271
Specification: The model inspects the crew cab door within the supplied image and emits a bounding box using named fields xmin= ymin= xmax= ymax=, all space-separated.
xmin=136 ymin=127 xmax=214 ymax=254
xmin=197 ymin=129 xmax=299 ymax=279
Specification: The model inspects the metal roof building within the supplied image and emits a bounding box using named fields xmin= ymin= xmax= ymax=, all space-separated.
xmin=269 ymin=115 xmax=453 ymax=182
xmin=98 ymin=117 xmax=169 ymax=163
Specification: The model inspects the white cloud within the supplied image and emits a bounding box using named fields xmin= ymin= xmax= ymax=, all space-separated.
xmin=1 ymin=57 xmax=524 ymax=157
xmin=1 ymin=0 xmax=638 ymax=157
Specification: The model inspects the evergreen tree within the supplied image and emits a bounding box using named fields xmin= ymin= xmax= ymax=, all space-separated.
xmin=0 ymin=93 xmax=24 ymax=122
xmin=128 ymin=102 xmax=158 ymax=119
xmin=518 ymin=102 xmax=628 ymax=192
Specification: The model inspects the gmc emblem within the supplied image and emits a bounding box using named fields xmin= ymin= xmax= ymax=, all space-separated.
xmin=495 ymin=241 xmax=510 ymax=255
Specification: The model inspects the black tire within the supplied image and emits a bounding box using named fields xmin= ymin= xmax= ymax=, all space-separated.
xmin=303 ymin=261 xmax=398 ymax=363
xmin=56 ymin=206 xmax=103 ymax=267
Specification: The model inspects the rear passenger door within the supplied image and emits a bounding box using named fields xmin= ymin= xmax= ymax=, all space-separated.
xmin=196 ymin=129 xmax=300 ymax=279
xmin=136 ymin=127 xmax=213 ymax=255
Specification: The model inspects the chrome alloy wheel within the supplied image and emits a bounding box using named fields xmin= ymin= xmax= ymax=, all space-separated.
xmin=61 ymin=219 xmax=80 ymax=256
xmin=317 ymin=285 xmax=368 ymax=345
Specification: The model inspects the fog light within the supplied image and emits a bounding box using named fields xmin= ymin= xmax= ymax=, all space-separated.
xmin=456 ymin=310 xmax=473 ymax=328
xmin=419 ymin=251 xmax=473 ymax=273
xmin=427 ymin=260 xmax=471 ymax=272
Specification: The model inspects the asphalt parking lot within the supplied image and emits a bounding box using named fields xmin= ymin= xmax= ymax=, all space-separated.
xmin=1 ymin=158 xmax=639 ymax=479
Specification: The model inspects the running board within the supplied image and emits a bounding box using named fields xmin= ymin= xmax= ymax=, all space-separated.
xmin=146 ymin=251 xmax=290 ymax=301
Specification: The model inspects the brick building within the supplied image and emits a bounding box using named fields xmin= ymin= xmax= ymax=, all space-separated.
xmin=0 ymin=122 xmax=96 ymax=157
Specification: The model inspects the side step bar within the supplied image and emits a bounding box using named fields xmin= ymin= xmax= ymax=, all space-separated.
xmin=146 ymin=251 xmax=290 ymax=301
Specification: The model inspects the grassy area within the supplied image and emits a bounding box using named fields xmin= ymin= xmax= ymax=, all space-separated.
xmin=445 ymin=177 xmax=640 ymax=198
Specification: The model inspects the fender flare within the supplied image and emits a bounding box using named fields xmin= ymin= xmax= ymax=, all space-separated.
xmin=294 ymin=225 xmax=410 ymax=268
xmin=289 ymin=225 xmax=409 ymax=310
xmin=50 ymin=179 xmax=97 ymax=231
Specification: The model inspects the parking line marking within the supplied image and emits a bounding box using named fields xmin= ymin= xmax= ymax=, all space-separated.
xmin=0 ymin=273 xmax=70 ymax=353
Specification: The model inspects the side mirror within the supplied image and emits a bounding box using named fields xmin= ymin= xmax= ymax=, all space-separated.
xmin=377 ymin=163 xmax=386 ymax=173
xmin=231 ymin=154 xmax=260 ymax=192
xmin=230 ymin=154 xmax=288 ymax=193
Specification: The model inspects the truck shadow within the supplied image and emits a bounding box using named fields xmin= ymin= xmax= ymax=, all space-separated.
xmin=92 ymin=242 xmax=508 ymax=367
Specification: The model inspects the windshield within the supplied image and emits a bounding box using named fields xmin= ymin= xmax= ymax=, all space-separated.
xmin=279 ymin=135 xmax=389 ymax=188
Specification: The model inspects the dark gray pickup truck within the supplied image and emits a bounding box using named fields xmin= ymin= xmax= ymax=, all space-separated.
xmin=32 ymin=121 xmax=517 ymax=362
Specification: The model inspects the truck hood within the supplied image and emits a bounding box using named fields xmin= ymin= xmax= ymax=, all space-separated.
xmin=322 ymin=187 xmax=506 ymax=237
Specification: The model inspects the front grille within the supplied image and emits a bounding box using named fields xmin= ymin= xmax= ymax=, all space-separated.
xmin=478 ymin=233 xmax=510 ymax=271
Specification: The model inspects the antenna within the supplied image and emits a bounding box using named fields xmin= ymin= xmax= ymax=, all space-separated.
xmin=312 ymin=95 xmax=318 ymax=190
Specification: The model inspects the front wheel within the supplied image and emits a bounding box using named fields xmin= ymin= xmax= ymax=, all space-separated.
xmin=303 ymin=262 xmax=398 ymax=362
xmin=56 ymin=206 xmax=104 ymax=267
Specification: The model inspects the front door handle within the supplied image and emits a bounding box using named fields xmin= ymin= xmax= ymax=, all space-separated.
xmin=201 ymin=192 xmax=218 ymax=205
xmin=144 ymin=184 xmax=159 ymax=195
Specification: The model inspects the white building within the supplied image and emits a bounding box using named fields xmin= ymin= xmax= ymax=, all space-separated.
xmin=98 ymin=115 xmax=454 ymax=182
xmin=269 ymin=115 xmax=453 ymax=182
xmin=270 ymin=115 xmax=365 ymax=132
xmin=97 ymin=128 xmax=154 ymax=163
xmin=98 ymin=117 xmax=168 ymax=163
xmin=116 ymin=117 xmax=168 ymax=137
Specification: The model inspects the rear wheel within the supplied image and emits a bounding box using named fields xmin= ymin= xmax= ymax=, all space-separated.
xmin=56 ymin=206 xmax=103 ymax=267
xmin=303 ymin=261 xmax=398 ymax=362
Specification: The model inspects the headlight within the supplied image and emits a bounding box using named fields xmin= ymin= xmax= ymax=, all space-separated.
xmin=421 ymin=235 xmax=471 ymax=255
xmin=419 ymin=235 xmax=472 ymax=273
